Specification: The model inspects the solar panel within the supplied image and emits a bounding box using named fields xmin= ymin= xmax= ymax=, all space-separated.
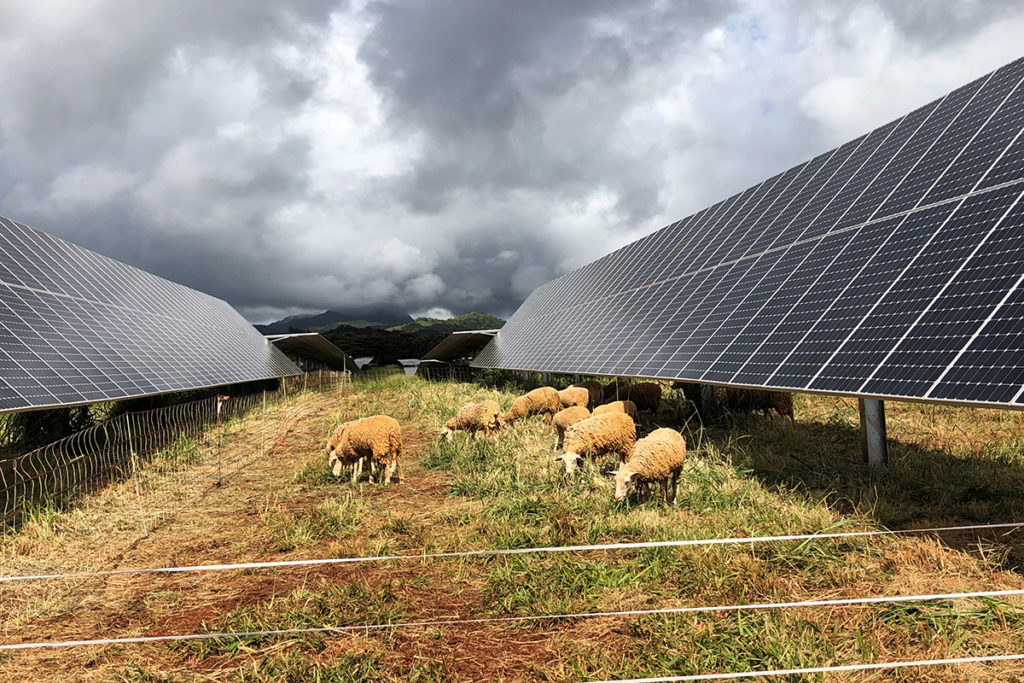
xmin=0 ymin=215 xmax=300 ymax=413
xmin=473 ymin=57 xmax=1024 ymax=409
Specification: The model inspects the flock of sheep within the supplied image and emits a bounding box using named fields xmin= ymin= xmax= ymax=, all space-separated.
xmin=323 ymin=379 xmax=794 ymax=503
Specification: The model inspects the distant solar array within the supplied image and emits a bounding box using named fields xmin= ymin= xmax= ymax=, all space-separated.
xmin=475 ymin=57 xmax=1024 ymax=408
xmin=0 ymin=216 xmax=300 ymax=413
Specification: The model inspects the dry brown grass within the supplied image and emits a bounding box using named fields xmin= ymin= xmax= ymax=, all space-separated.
xmin=1 ymin=378 xmax=1023 ymax=681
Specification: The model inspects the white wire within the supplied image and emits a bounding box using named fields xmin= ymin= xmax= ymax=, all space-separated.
xmin=2 ymin=586 xmax=1022 ymax=651
xmin=586 ymin=653 xmax=1024 ymax=682
xmin=1 ymin=521 xmax=1020 ymax=584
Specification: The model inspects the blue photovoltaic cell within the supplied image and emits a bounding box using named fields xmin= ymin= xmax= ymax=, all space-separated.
xmin=0 ymin=216 xmax=300 ymax=413
xmin=474 ymin=58 xmax=1024 ymax=408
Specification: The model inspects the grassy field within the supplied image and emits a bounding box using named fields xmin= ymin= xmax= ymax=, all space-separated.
xmin=2 ymin=374 xmax=1024 ymax=681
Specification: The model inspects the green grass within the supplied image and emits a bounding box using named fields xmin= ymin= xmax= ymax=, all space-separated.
xmin=51 ymin=376 xmax=1024 ymax=681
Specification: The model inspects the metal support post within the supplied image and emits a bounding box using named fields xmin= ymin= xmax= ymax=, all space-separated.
xmin=541 ymin=372 xmax=549 ymax=384
xmin=858 ymin=398 xmax=888 ymax=466
xmin=700 ymin=384 xmax=717 ymax=416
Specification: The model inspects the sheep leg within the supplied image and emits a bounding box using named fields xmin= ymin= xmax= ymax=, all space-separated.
xmin=350 ymin=459 xmax=359 ymax=484
xmin=396 ymin=458 xmax=404 ymax=483
xmin=670 ymin=471 xmax=679 ymax=505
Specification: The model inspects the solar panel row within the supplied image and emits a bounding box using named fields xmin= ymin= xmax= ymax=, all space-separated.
xmin=474 ymin=57 xmax=1024 ymax=408
xmin=0 ymin=216 xmax=300 ymax=413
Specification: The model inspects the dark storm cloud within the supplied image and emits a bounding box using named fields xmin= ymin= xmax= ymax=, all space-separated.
xmin=359 ymin=0 xmax=735 ymax=217
xmin=0 ymin=1 xmax=1022 ymax=323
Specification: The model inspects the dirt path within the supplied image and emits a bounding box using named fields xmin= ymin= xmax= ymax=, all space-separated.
xmin=1 ymin=387 xmax=537 ymax=681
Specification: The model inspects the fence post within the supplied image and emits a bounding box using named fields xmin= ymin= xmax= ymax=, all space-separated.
xmin=216 ymin=395 xmax=229 ymax=486
xmin=126 ymin=418 xmax=148 ymax=536
xmin=261 ymin=390 xmax=267 ymax=458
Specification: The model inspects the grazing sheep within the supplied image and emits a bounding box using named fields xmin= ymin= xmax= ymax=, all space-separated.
xmin=554 ymin=412 xmax=636 ymax=474
xmin=717 ymin=387 xmax=795 ymax=421
xmin=504 ymin=386 xmax=561 ymax=425
xmin=551 ymin=406 xmax=590 ymax=449
xmin=328 ymin=415 xmax=404 ymax=484
xmin=558 ymin=386 xmax=590 ymax=410
xmin=593 ymin=400 xmax=638 ymax=419
xmin=326 ymin=419 xmax=369 ymax=482
xmin=601 ymin=380 xmax=631 ymax=404
xmin=441 ymin=400 xmax=502 ymax=441
xmin=613 ymin=428 xmax=687 ymax=503
xmin=571 ymin=380 xmax=604 ymax=409
xmin=626 ymin=382 xmax=662 ymax=412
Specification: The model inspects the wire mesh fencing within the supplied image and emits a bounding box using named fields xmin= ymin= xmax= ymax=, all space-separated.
xmin=0 ymin=371 xmax=350 ymax=534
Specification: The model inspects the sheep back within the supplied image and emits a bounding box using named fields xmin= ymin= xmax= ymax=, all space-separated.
xmin=505 ymin=386 xmax=561 ymax=423
xmin=593 ymin=400 xmax=638 ymax=419
xmin=338 ymin=415 xmax=403 ymax=465
xmin=629 ymin=383 xmax=662 ymax=412
xmin=572 ymin=381 xmax=604 ymax=408
xmin=558 ymin=386 xmax=590 ymax=409
xmin=623 ymin=428 xmax=687 ymax=481
xmin=446 ymin=400 xmax=502 ymax=434
xmin=718 ymin=387 xmax=794 ymax=420
xmin=563 ymin=412 xmax=636 ymax=460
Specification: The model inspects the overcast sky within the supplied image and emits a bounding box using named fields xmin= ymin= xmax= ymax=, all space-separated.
xmin=1 ymin=1 xmax=1023 ymax=322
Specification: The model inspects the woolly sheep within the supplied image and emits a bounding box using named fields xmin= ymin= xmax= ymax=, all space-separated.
xmin=572 ymin=380 xmax=604 ymax=409
xmin=717 ymin=387 xmax=794 ymax=421
xmin=504 ymin=386 xmax=561 ymax=425
xmin=326 ymin=419 xmax=369 ymax=483
xmin=553 ymin=412 xmax=636 ymax=474
xmin=328 ymin=415 xmax=404 ymax=484
xmin=601 ymin=379 xmax=631 ymax=404
xmin=441 ymin=400 xmax=502 ymax=441
xmin=626 ymin=382 xmax=662 ymax=412
xmin=558 ymin=386 xmax=590 ymax=410
xmin=593 ymin=400 xmax=638 ymax=419
xmin=551 ymin=406 xmax=590 ymax=450
xmin=613 ymin=428 xmax=687 ymax=503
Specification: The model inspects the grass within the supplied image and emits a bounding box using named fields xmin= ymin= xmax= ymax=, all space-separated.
xmin=3 ymin=377 xmax=1024 ymax=681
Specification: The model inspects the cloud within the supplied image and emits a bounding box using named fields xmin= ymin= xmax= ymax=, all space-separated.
xmin=0 ymin=0 xmax=1022 ymax=323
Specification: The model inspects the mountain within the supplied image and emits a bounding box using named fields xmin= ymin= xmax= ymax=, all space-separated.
xmin=256 ymin=306 xmax=413 ymax=334
xmin=319 ymin=311 xmax=505 ymax=366
xmin=385 ymin=312 xmax=505 ymax=336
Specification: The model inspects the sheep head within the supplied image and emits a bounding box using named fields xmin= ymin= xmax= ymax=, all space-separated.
xmin=328 ymin=451 xmax=344 ymax=477
xmin=613 ymin=469 xmax=637 ymax=501
xmin=553 ymin=452 xmax=584 ymax=475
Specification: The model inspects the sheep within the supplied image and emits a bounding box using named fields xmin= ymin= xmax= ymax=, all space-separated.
xmin=553 ymin=412 xmax=636 ymax=474
xmin=504 ymin=386 xmax=561 ymax=425
xmin=558 ymin=386 xmax=590 ymax=410
xmin=441 ymin=400 xmax=502 ymax=441
xmin=626 ymin=382 xmax=662 ymax=413
xmin=601 ymin=381 xmax=662 ymax=412
xmin=551 ymin=406 xmax=590 ymax=450
xmin=327 ymin=415 xmax=404 ymax=484
xmin=593 ymin=400 xmax=638 ymax=419
xmin=717 ymin=387 xmax=794 ymax=421
xmin=326 ymin=419 xmax=368 ymax=482
xmin=613 ymin=428 xmax=687 ymax=503
xmin=601 ymin=379 xmax=631 ymax=404
xmin=571 ymin=380 xmax=604 ymax=409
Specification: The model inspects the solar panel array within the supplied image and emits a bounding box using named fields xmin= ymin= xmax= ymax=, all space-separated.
xmin=0 ymin=215 xmax=300 ymax=413
xmin=474 ymin=57 xmax=1024 ymax=408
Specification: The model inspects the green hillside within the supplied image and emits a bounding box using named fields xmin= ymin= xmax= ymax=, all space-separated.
xmin=385 ymin=311 xmax=505 ymax=335
xmin=320 ymin=311 xmax=504 ymax=366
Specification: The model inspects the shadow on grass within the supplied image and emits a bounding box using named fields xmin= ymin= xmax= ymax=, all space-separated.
xmin=662 ymin=402 xmax=1024 ymax=572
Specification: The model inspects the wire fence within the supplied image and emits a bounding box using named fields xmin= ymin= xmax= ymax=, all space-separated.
xmin=0 ymin=370 xmax=350 ymax=534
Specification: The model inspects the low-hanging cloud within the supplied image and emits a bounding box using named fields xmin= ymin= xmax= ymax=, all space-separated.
xmin=1 ymin=0 xmax=1022 ymax=322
